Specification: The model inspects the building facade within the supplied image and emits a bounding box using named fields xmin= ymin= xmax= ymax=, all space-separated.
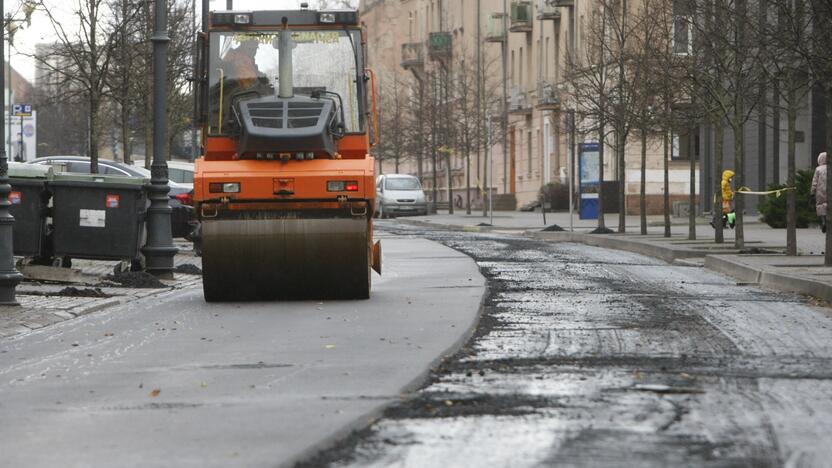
xmin=361 ymin=0 xmax=825 ymax=214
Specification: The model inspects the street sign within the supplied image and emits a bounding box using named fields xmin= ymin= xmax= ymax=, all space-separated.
xmin=12 ymin=104 xmax=32 ymax=116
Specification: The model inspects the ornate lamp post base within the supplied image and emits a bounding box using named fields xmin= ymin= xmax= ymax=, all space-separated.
xmin=0 ymin=181 xmax=22 ymax=305
xmin=142 ymin=0 xmax=177 ymax=278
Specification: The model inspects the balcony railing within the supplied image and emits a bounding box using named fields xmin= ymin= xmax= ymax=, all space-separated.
xmin=508 ymin=85 xmax=532 ymax=114
xmin=401 ymin=42 xmax=424 ymax=69
xmin=510 ymin=1 xmax=532 ymax=32
xmin=428 ymin=32 xmax=452 ymax=60
xmin=485 ymin=13 xmax=506 ymax=42
xmin=536 ymin=79 xmax=560 ymax=109
xmin=537 ymin=0 xmax=561 ymax=20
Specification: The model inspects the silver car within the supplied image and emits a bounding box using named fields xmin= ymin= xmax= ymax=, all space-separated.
xmin=375 ymin=174 xmax=428 ymax=218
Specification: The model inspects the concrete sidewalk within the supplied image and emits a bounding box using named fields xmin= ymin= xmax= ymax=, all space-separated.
xmin=0 ymin=240 xmax=203 ymax=338
xmin=396 ymin=210 xmax=832 ymax=304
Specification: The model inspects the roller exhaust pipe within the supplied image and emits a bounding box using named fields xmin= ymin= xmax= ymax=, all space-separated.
xmin=278 ymin=19 xmax=293 ymax=98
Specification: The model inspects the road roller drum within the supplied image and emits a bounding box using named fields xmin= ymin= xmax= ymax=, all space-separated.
xmin=201 ymin=212 xmax=370 ymax=301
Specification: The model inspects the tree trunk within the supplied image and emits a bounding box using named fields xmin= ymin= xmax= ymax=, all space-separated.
xmin=89 ymin=93 xmax=99 ymax=174
xmin=144 ymin=89 xmax=153 ymax=169
xmin=689 ymin=127 xmax=696 ymax=241
xmin=466 ymin=151 xmax=471 ymax=214
xmin=733 ymin=120 xmax=745 ymax=249
xmin=714 ymin=122 xmax=724 ymax=244
xmin=640 ymin=129 xmax=647 ymax=235
xmin=144 ymin=0 xmax=153 ymax=170
xmin=417 ymin=81 xmax=424 ymax=181
xmin=120 ymin=0 xmax=131 ymax=164
xmin=447 ymin=153 xmax=454 ymax=215
xmin=618 ymin=126 xmax=626 ymax=233
xmin=483 ymin=138 xmax=489 ymax=218
xmin=663 ymin=129 xmax=670 ymax=237
xmin=825 ymin=85 xmax=832 ymax=265
xmin=121 ymin=101 xmax=131 ymax=164
xmin=598 ymin=121 xmax=606 ymax=231
xmin=786 ymin=81 xmax=797 ymax=256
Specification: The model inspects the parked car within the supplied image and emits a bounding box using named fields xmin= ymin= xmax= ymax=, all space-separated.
xmin=375 ymin=174 xmax=428 ymax=218
xmin=149 ymin=159 xmax=193 ymax=189
xmin=29 ymin=156 xmax=195 ymax=239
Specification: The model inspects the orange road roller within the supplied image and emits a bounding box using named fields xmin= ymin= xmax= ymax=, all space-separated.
xmin=193 ymin=7 xmax=381 ymax=301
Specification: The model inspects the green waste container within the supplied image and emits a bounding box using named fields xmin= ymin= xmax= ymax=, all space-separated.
xmin=8 ymin=163 xmax=52 ymax=257
xmin=49 ymin=173 xmax=147 ymax=261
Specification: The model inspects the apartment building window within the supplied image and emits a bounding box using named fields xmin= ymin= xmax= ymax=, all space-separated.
xmin=511 ymin=50 xmax=515 ymax=84
xmin=672 ymin=0 xmax=693 ymax=55
xmin=429 ymin=3 xmax=433 ymax=31
xmin=519 ymin=47 xmax=524 ymax=87
xmin=527 ymin=131 xmax=533 ymax=176
xmin=672 ymin=128 xmax=700 ymax=160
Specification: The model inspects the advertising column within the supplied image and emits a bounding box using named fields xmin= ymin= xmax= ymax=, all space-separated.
xmin=578 ymin=142 xmax=600 ymax=219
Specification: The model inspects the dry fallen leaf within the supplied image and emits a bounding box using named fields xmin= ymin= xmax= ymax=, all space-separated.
xmin=149 ymin=389 xmax=161 ymax=397
xmin=325 ymin=344 xmax=336 ymax=349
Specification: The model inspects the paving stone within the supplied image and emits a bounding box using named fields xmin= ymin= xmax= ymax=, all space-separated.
xmin=1 ymin=253 xmax=202 ymax=340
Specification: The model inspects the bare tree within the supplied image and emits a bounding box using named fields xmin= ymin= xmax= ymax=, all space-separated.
xmin=566 ymin=2 xmax=616 ymax=233
xmin=761 ymin=0 xmax=814 ymax=256
xmin=28 ymin=0 xmax=142 ymax=173
xmin=688 ymin=0 xmax=766 ymax=248
xmin=788 ymin=0 xmax=832 ymax=263
xmin=602 ymin=0 xmax=645 ymax=233
xmin=629 ymin=0 xmax=668 ymax=235
xmin=451 ymin=48 xmax=504 ymax=215
xmin=453 ymin=55 xmax=478 ymax=214
xmin=640 ymin=0 xmax=689 ymax=238
xmin=376 ymin=69 xmax=409 ymax=173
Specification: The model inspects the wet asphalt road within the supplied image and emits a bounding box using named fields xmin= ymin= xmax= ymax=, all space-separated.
xmin=302 ymin=222 xmax=832 ymax=468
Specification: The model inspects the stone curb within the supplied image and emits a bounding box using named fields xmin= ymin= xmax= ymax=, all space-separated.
xmin=524 ymin=231 xmax=705 ymax=264
xmin=397 ymin=218 xmax=832 ymax=304
xmin=1 ymin=277 xmax=202 ymax=340
xmin=705 ymin=255 xmax=832 ymax=303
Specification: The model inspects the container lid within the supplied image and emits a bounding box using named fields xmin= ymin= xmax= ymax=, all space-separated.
xmin=51 ymin=172 xmax=148 ymax=187
xmin=8 ymin=162 xmax=53 ymax=179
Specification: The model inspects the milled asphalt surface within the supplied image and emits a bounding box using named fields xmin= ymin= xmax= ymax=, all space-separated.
xmin=303 ymin=222 xmax=832 ymax=467
xmin=0 ymin=232 xmax=485 ymax=468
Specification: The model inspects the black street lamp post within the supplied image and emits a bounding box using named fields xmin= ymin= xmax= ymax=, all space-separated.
xmin=0 ymin=0 xmax=23 ymax=305
xmin=142 ymin=0 xmax=177 ymax=277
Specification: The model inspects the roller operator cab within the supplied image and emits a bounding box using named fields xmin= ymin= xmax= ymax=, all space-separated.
xmin=194 ymin=8 xmax=381 ymax=302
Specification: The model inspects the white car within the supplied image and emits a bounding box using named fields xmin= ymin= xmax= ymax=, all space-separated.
xmin=130 ymin=159 xmax=194 ymax=190
xmin=375 ymin=174 xmax=428 ymax=218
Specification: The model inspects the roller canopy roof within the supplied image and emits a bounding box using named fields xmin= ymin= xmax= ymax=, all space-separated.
xmin=210 ymin=10 xmax=359 ymax=28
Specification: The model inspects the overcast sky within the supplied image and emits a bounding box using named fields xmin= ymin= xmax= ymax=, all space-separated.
xmin=8 ymin=0 xmax=306 ymax=84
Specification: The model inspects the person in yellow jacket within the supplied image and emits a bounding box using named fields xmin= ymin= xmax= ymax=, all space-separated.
xmin=721 ymin=169 xmax=736 ymax=228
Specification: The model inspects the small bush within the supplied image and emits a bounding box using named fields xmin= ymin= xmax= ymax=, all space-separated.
xmin=758 ymin=169 xmax=818 ymax=228
xmin=538 ymin=182 xmax=570 ymax=211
